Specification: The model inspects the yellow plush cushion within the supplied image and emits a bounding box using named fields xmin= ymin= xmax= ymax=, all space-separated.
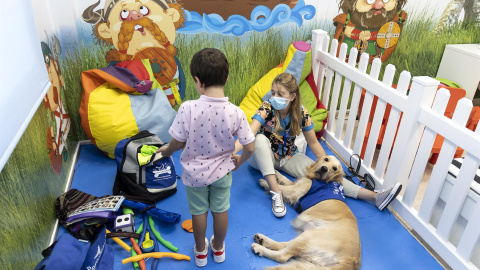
xmin=88 ymin=83 xmax=139 ymax=158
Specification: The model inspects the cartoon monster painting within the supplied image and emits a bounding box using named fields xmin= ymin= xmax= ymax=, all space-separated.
xmin=82 ymin=0 xmax=187 ymax=106
xmin=333 ymin=0 xmax=407 ymax=62
xmin=41 ymin=38 xmax=71 ymax=174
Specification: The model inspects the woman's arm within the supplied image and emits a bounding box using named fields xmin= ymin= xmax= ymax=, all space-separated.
xmin=233 ymin=119 xmax=261 ymax=155
xmin=303 ymin=128 xmax=326 ymax=159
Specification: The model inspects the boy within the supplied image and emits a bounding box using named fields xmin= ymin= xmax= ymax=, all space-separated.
xmin=156 ymin=48 xmax=255 ymax=267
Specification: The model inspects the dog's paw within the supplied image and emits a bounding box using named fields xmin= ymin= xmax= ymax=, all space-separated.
xmin=258 ymin=179 xmax=269 ymax=191
xmin=251 ymin=243 xmax=264 ymax=256
xmin=254 ymin=233 xmax=264 ymax=245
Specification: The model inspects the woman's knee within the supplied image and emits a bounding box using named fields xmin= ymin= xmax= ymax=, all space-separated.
xmin=254 ymin=134 xmax=270 ymax=150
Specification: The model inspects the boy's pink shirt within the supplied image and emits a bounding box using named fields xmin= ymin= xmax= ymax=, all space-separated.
xmin=169 ymin=95 xmax=255 ymax=187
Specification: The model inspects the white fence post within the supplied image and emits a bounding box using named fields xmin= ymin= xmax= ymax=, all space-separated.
xmin=383 ymin=77 xmax=439 ymax=189
xmin=311 ymin=30 xmax=329 ymax=92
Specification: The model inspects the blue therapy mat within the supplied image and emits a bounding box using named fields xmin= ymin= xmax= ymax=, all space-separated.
xmin=63 ymin=141 xmax=444 ymax=270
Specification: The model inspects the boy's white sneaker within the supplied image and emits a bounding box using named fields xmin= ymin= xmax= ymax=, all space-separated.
xmin=210 ymin=236 xmax=225 ymax=263
xmin=194 ymin=238 xmax=209 ymax=267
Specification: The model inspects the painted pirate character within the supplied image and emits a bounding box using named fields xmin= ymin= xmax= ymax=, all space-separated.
xmin=334 ymin=0 xmax=407 ymax=62
xmin=41 ymin=39 xmax=71 ymax=174
xmin=82 ymin=0 xmax=187 ymax=106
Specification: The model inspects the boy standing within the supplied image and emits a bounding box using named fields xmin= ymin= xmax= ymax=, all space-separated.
xmin=157 ymin=48 xmax=255 ymax=267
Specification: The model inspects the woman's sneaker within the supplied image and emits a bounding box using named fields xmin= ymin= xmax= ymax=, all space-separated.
xmin=194 ymin=238 xmax=209 ymax=267
xmin=375 ymin=183 xmax=402 ymax=211
xmin=270 ymin=191 xmax=286 ymax=217
xmin=210 ymin=236 xmax=225 ymax=263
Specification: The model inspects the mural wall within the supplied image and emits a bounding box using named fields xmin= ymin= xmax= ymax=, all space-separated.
xmin=0 ymin=0 xmax=479 ymax=269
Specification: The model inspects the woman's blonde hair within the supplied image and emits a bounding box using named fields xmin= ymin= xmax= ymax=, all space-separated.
xmin=271 ymin=73 xmax=302 ymax=136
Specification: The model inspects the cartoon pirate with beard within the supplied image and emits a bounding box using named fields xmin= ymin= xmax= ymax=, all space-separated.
xmin=334 ymin=0 xmax=407 ymax=63
xmin=82 ymin=0 xmax=186 ymax=106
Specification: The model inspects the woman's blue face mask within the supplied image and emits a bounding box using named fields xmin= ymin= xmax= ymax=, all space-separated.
xmin=269 ymin=96 xmax=289 ymax=110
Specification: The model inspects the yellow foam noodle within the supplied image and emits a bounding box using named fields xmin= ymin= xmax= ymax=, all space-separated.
xmin=89 ymin=83 xmax=139 ymax=158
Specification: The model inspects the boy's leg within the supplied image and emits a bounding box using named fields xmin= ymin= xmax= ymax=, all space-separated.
xmin=211 ymin=211 xmax=228 ymax=250
xmin=192 ymin=213 xmax=208 ymax=252
xmin=210 ymin=172 xmax=232 ymax=262
xmin=185 ymin=185 xmax=210 ymax=254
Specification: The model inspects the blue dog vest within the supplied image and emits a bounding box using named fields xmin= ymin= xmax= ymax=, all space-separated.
xmin=294 ymin=180 xmax=346 ymax=213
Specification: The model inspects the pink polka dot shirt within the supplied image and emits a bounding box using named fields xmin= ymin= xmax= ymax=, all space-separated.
xmin=169 ymin=95 xmax=255 ymax=187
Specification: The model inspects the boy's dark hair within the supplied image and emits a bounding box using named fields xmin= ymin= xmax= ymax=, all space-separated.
xmin=190 ymin=48 xmax=229 ymax=88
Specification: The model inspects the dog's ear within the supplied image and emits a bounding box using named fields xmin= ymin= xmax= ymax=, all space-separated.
xmin=332 ymin=171 xmax=344 ymax=183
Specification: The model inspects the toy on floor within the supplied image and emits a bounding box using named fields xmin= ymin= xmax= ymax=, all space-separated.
xmin=149 ymin=215 xmax=179 ymax=252
xmin=122 ymin=198 xmax=181 ymax=223
xmin=181 ymin=220 xmax=193 ymax=233
xmin=105 ymin=229 xmax=131 ymax=252
xmin=122 ymin=252 xmax=190 ymax=264
xmin=130 ymin=238 xmax=146 ymax=270
xmin=141 ymin=231 xmax=154 ymax=252
xmin=114 ymin=213 xmax=135 ymax=233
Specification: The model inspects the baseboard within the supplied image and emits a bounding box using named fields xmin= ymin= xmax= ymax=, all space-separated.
xmin=48 ymin=140 xmax=92 ymax=246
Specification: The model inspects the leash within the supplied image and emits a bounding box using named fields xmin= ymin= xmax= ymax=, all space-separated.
xmin=344 ymin=154 xmax=375 ymax=191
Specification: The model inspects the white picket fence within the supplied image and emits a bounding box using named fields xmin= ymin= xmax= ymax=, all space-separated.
xmin=311 ymin=29 xmax=480 ymax=270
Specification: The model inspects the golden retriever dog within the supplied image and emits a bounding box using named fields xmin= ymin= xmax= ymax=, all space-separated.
xmin=252 ymin=155 xmax=361 ymax=270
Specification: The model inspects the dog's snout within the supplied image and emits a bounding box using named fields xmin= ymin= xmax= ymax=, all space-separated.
xmin=320 ymin=166 xmax=328 ymax=173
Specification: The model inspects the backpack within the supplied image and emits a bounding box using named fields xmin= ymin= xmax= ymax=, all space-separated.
xmin=113 ymin=130 xmax=177 ymax=201
xmin=34 ymin=226 xmax=113 ymax=270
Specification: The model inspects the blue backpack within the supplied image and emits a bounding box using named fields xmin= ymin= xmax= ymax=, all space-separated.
xmin=34 ymin=227 xmax=113 ymax=270
xmin=113 ymin=130 xmax=177 ymax=201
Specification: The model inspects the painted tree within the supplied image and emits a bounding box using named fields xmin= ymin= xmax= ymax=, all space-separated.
xmin=434 ymin=0 xmax=480 ymax=32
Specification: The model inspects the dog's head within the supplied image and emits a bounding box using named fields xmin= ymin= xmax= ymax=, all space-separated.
xmin=305 ymin=155 xmax=344 ymax=183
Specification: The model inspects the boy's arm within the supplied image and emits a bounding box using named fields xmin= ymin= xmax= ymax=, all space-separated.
xmin=232 ymin=141 xmax=255 ymax=171
xmin=156 ymin=138 xmax=185 ymax=157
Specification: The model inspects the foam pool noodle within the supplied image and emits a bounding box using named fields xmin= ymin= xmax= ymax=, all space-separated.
xmin=130 ymin=238 xmax=146 ymax=270
xmin=148 ymin=215 xmax=179 ymax=252
xmin=122 ymin=199 xmax=181 ymax=223
xmin=130 ymin=222 xmax=144 ymax=270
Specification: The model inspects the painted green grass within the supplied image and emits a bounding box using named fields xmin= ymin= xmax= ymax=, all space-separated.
xmin=383 ymin=12 xmax=480 ymax=84
xmin=0 ymin=105 xmax=74 ymax=269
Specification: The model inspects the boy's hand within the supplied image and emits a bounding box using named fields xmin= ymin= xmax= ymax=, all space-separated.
xmin=231 ymin=154 xmax=241 ymax=171
xmin=155 ymin=144 xmax=171 ymax=157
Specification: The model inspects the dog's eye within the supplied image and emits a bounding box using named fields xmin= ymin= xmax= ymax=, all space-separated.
xmin=324 ymin=157 xmax=329 ymax=162
xmin=333 ymin=167 xmax=337 ymax=171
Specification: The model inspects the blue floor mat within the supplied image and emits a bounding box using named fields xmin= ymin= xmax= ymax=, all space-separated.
xmin=61 ymin=141 xmax=444 ymax=269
